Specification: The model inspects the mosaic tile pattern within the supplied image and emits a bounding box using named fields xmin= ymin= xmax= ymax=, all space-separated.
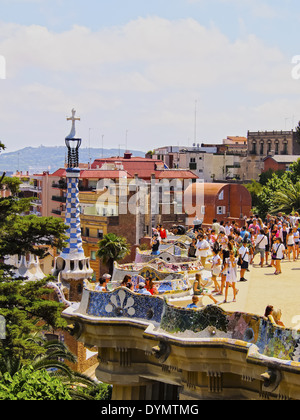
xmin=61 ymin=169 xmax=84 ymax=256
xmin=87 ymin=288 xmax=165 ymax=324
xmin=84 ymin=286 xmax=300 ymax=363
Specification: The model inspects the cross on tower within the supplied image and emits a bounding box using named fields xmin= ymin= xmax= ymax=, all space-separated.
xmin=66 ymin=108 xmax=80 ymax=139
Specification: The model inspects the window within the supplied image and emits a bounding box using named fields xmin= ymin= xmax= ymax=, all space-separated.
xmin=260 ymin=142 xmax=264 ymax=156
xmin=217 ymin=206 xmax=226 ymax=215
xmin=201 ymin=206 xmax=206 ymax=214
xmin=218 ymin=191 xmax=224 ymax=200
xmin=91 ymin=251 xmax=96 ymax=261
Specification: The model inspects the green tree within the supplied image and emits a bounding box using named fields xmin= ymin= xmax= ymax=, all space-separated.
xmin=0 ymin=144 xmax=69 ymax=363
xmin=0 ymin=338 xmax=98 ymax=400
xmin=97 ymin=233 xmax=131 ymax=275
xmin=288 ymin=158 xmax=300 ymax=183
xmin=270 ymin=181 xmax=300 ymax=214
xmin=244 ymin=180 xmax=263 ymax=209
xmin=0 ymin=366 xmax=72 ymax=400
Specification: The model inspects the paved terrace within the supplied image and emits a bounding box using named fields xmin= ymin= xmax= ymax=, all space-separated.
xmin=215 ymin=255 xmax=300 ymax=329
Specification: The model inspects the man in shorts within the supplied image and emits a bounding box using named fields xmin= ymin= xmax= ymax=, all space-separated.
xmin=254 ymin=229 xmax=268 ymax=267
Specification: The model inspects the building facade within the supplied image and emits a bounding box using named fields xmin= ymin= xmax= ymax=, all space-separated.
xmin=246 ymin=130 xmax=300 ymax=180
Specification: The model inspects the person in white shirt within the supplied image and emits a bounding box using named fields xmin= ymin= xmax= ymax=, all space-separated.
xmin=95 ymin=277 xmax=108 ymax=292
xmin=238 ymin=240 xmax=250 ymax=282
xmin=196 ymin=234 xmax=210 ymax=267
xmin=254 ymin=229 xmax=268 ymax=267
xmin=224 ymin=222 xmax=232 ymax=237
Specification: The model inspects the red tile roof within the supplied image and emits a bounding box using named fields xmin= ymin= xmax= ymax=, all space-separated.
xmin=50 ymin=168 xmax=132 ymax=179
xmin=155 ymin=170 xmax=198 ymax=179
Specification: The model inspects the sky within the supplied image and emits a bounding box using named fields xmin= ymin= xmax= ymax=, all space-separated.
xmin=1 ymin=0 xmax=300 ymax=154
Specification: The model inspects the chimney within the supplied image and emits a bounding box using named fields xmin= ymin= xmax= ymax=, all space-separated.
xmin=124 ymin=152 xmax=132 ymax=159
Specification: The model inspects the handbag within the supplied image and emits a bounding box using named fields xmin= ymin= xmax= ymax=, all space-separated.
xmin=255 ymin=236 xmax=265 ymax=253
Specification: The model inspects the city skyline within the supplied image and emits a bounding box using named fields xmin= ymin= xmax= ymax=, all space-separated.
xmin=0 ymin=0 xmax=300 ymax=153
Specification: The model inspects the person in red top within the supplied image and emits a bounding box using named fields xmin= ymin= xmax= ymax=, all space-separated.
xmin=158 ymin=225 xmax=167 ymax=240
xmin=145 ymin=277 xmax=158 ymax=295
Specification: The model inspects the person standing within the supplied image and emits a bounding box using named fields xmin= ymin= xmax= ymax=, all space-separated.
xmin=287 ymin=229 xmax=296 ymax=261
xmin=188 ymin=238 xmax=197 ymax=258
xmin=151 ymin=233 xmax=160 ymax=255
xmin=211 ymin=248 xmax=222 ymax=293
xmin=254 ymin=229 xmax=268 ymax=267
xmin=223 ymin=250 xmax=238 ymax=303
xmin=238 ymin=239 xmax=250 ymax=282
xmin=272 ymin=237 xmax=285 ymax=275
xmin=196 ymin=234 xmax=210 ymax=268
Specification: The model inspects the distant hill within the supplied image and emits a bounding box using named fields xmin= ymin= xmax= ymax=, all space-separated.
xmin=0 ymin=146 xmax=146 ymax=174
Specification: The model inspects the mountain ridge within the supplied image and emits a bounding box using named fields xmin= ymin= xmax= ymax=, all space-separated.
xmin=0 ymin=145 xmax=146 ymax=174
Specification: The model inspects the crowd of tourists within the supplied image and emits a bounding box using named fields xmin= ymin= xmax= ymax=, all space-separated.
xmin=149 ymin=213 xmax=300 ymax=305
xmin=95 ymin=212 xmax=299 ymax=309
xmin=186 ymin=212 xmax=300 ymax=304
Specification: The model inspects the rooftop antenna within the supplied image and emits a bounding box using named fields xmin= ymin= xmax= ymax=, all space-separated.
xmin=88 ymin=128 xmax=93 ymax=167
xmin=194 ymin=100 xmax=197 ymax=144
xmin=125 ymin=129 xmax=129 ymax=151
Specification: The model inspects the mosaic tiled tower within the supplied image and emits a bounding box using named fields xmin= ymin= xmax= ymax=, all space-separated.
xmin=62 ymin=167 xmax=84 ymax=259
xmin=53 ymin=109 xmax=93 ymax=302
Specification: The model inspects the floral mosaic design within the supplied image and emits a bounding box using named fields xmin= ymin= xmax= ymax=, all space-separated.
xmin=85 ymin=287 xmax=300 ymax=363
xmin=87 ymin=288 xmax=165 ymax=324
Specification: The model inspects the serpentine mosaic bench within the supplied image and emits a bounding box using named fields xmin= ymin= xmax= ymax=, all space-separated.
xmin=135 ymin=248 xmax=196 ymax=264
xmin=112 ymin=259 xmax=203 ymax=282
xmin=77 ymin=286 xmax=300 ymax=365
xmin=107 ymin=274 xmax=193 ymax=296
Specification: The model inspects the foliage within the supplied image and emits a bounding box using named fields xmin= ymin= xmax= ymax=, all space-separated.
xmin=91 ymin=383 xmax=113 ymax=400
xmin=0 ymin=278 xmax=68 ymax=363
xmin=270 ymin=181 xmax=300 ymax=214
xmin=244 ymin=180 xmax=263 ymax=209
xmin=0 ymin=365 xmax=72 ymax=400
xmin=258 ymin=169 xmax=285 ymax=186
xmin=250 ymin=167 xmax=300 ymax=217
xmin=0 ymin=146 xmax=69 ymax=364
xmin=97 ymin=233 xmax=131 ymax=275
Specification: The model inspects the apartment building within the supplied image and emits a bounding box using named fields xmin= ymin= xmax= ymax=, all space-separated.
xmin=32 ymin=153 xmax=197 ymax=279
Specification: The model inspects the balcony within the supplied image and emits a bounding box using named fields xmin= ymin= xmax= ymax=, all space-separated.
xmin=52 ymin=195 xmax=67 ymax=203
xmin=52 ymin=209 xmax=63 ymax=216
xmin=52 ymin=181 xmax=67 ymax=189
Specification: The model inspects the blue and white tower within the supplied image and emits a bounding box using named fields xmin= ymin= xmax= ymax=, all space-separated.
xmin=53 ymin=109 xmax=93 ymax=301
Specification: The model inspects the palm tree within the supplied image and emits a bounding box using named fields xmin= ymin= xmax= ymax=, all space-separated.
xmin=270 ymin=181 xmax=300 ymax=214
xmin=0 ymin=337 xmax=98 ymax=400
xmin=97 ymin=233 xmax=131 ymax=276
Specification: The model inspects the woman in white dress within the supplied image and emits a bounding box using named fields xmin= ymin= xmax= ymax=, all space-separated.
xmin=223 ymin=250 xmax=238 ymax=303
xmin=211 ymin=248 xmax=222 ymax=293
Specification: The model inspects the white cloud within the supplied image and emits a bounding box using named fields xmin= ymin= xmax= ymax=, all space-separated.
xmin=0 ymin=16 xmax=299 ymax=153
